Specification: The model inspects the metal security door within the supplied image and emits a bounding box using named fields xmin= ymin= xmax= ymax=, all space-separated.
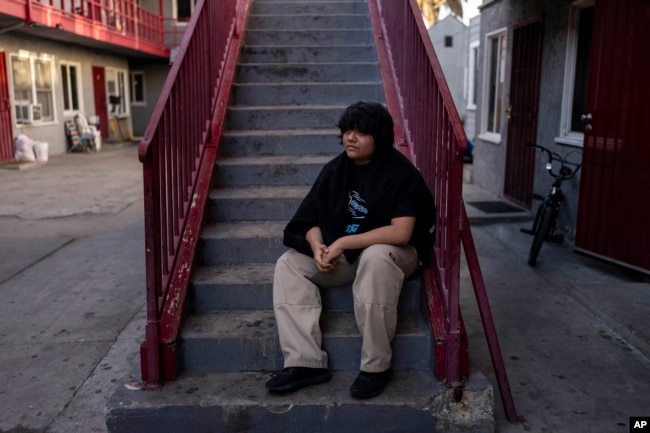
xmin=503 ymin=17 xmax=543 ymax=208
xmin=575 ymin=0 xmax=650 ymax=272
xmin=92 ymin=66 xmax=109 ymax=140
xmin=0 ymin=51 xmax=14 ymax=161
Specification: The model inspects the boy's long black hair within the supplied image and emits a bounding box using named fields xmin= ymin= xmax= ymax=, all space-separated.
xmin=336 ymin=101 xmax=395 ymax=155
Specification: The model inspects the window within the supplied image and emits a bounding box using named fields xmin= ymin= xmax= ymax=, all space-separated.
xmin=12 ymin=58 xmax=32 ymax=103
xmin=444 ymin=36 xmax=453 ymax=47
xmin=61 ymin=62 xmax=81 ymax=113
xmin=481 ymin=29 xmax=507 ymax=140
xmin=11 ymin=54 xmax=54 ymax=123
xmin=559 ymin=0 xmax=594 ymax=146
xmin=129 ymin=71 xmax=146 ymax=105
xmin=467 ymin=40 xmax=479 ymax=109
xmin=176 ymin=0 xmax=195 ymax=21
xmin=106 ymin=68 xmax=129 ymax=115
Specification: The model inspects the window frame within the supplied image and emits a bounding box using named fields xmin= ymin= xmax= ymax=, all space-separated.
xmin=105 ymin=67 xmax=130 ymax=116
xmin=174 ymin=0 xmax=195 ymax=22
xmin=557 ymin=0 xmax=595 ymax=148
xmin=479 ymin=28 xmax=507 ymax=144
xmin=60 ymin=61 xmax=83 ymax=115
xmin=129 ymin=71 xmax=146 ymax=106
xmin=10 ymin=52 xmax=56 ymax=125
xmin=467 ymin=40 xmax=480 ymax=110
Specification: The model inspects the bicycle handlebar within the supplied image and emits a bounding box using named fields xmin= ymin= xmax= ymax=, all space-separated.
xmin=526 ymin=142 xmax=582 ymax=181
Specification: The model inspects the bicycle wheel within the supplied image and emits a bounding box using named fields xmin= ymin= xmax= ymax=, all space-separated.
xmin=528 ymin=205 xmax=554 ymax=266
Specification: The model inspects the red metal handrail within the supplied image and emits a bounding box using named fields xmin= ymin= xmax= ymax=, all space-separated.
xmin=138 ymin=0 xmax=249 ymax=387
xmin=369 ymin=0 xmax=467 ymax=384
xmin=369 ymin=0 xmax=518 ymax=421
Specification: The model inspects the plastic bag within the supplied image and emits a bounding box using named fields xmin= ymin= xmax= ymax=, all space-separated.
xmin=33 ymin=141 xmax=49 ymax=161
xmin=14 ymin=134 xmax=36 ymax=162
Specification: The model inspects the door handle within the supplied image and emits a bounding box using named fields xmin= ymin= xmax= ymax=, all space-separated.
xmin=506 ymin=106 xmax=512 ymax=120
xmin=581 ymin=113 xmax=593 ymax=133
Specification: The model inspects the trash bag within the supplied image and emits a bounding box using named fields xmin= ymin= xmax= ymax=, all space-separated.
xmin=14 ymin=134 xmax=36 ymax=162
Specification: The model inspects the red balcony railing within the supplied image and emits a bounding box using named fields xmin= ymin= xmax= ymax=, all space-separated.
xmin=368 ymin=0 xmax=518 ymax=421
xmin=1 ymin=0 xmax=167 ymax=57
xmin=137 ymin=0 xmax=249 ymax=387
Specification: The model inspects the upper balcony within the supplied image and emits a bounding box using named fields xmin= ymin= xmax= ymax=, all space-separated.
xmin=0 ymin=0 xmax=169 ymax=59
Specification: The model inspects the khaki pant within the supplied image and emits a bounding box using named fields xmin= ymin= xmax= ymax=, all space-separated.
xmin=273 ymin=244 xmax=418 ymax=373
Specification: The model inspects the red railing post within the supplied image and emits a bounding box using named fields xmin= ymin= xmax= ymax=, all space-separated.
xmin=368 ymin=0 xmax=518 ymax=420
xmin=460 ymin=202 xmax=519 ymax=421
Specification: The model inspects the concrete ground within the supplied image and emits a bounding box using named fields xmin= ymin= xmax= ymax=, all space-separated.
xmin=0 ymin=145 xmax=648 ymax=432
xmin=0 ymin=143 xmax=146 ymax=433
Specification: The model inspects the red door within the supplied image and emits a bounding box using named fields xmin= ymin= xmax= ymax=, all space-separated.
xmin=92 ymin=66 xmax=109 ymax=140
xmin=575 ymin=0 xmax=650 ymax=272
xmin=503 ymin=17 xmax=544 ymax=208
xmin=0 ymin=51 xmax=14 ymax=161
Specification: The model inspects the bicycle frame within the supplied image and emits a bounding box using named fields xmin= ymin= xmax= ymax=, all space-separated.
xmin=521 ymin=143 xmax=581 ymax=265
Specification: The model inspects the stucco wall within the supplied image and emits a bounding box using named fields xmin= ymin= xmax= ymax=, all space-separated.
xmin=1 ymin=33 xmax=128 ymax=156
xmin=129 ymin=59 xmax=171 ymax=138
xmin=428 ymin=16 xmax=468 ymax=121
xmin=474 ymin=0 xmax=583 ymax=237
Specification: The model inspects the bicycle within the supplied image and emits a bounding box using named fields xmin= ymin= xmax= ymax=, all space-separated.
xmin=520 ymin=142 xmax=582 ymax=266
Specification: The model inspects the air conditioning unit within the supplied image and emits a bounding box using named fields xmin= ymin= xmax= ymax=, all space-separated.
xmin=15 ymin=103 xmax=42 ymax=124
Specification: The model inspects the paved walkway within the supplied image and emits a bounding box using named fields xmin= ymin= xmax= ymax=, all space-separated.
xmin=0 ymin=145 xmax=647 ymax=432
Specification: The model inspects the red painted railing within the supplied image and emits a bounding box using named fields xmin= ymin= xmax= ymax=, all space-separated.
xmin=0 ymin=0 xmax=166 ymax=57
xmin=134 ymin=0 xmax=517 ymax=418
xmin=137 ymin=0 xmax=249 ymax=387
xmin=369 ymin=0 xmax=518 ymax=421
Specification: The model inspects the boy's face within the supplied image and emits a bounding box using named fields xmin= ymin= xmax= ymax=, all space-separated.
xmin=342 ymin=129 xmax=376 ymax=165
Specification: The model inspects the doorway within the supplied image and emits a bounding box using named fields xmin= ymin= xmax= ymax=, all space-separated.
xmin=502 ymin=17 xmax=544 ymax=208
xmin=0 ymin=51 xmax=14 ymax=161
xmin=92 ymin=66 xmax=109 ymax=140
xmin=575 ymin=0 xmax=650 ymax=272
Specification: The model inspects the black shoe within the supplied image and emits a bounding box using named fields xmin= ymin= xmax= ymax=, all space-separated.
xmin=265 ymin=367 xmax=331 ymax=393
xmin=350 ymin=368 xmax=394 ymax=399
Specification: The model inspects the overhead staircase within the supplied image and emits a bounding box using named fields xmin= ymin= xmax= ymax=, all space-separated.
xmin=106 ymin=1 xmax=494 ymax=431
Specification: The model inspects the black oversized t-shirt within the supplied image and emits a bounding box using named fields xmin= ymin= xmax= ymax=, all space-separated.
xmin=284 ymin=146 xmax=435 ymax=264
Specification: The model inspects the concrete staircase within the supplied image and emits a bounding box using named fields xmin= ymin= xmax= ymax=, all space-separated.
xmin=106 ymin=1 xmax=494 ymax=431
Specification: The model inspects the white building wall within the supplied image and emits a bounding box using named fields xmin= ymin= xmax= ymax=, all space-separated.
xmin=428 ymin=16 xmax=469 ymax=121
xmin=1 ymin=34 xmax=128 ymax=155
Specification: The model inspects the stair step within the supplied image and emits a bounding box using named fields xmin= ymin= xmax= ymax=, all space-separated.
xmin=180 ymin=310 xmax=433 ymax=372
xmin=219 ymin=129 xmax=341 ymax=157
xmin=235 ymin=63 xmax=380 ymax=84
xmin=252 ymin=1 xmax=369 ymax=15
xmin=226 ymin=105 xmax=348 ymax=130
xmin=213 ymin=155 xmax=331 ymax=187
xmin=191 ymin=263 xmax=425 ymax=312
xmin=207 ymin=186 xmax=308 ymax=221
xmin=244 ymin=29 xmax=374 ymax=46
xmin=239 ymin=45 xmax=377 ymax=64
xmin=231 ymin=82 xmax=383 ymax=106
xmin=191 ymin=264 xmax=276 ymax=311
xmin=199 ymin=221 xmax=286 ymax=265
xmin=247 ymin=14 xmax=371 ymax=30
xmin=106 ymin=370 xmax=495 ymax=433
